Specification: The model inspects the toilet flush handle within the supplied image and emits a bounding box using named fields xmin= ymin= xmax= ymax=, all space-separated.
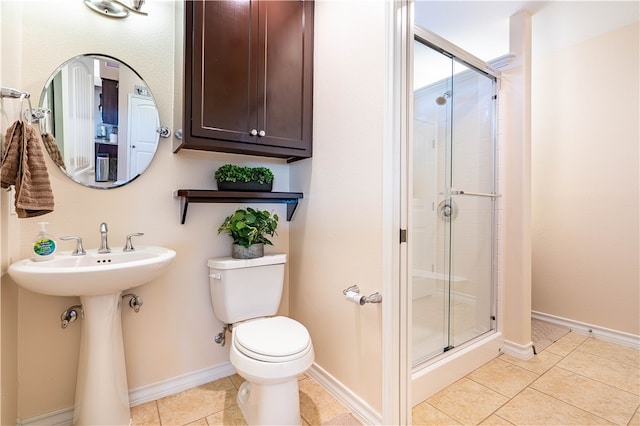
xmin=209 ymin=273 xmax=222 ymax=280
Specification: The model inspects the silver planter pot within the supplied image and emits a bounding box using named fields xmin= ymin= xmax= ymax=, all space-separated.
xmin=232 ymin=243 xmax=264 ymax=259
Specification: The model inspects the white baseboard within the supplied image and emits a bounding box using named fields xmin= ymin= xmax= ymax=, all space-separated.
xmin=16 ymin=362 xmax=237 ymax=426
xmin=17 ymin=407 xmax=74 ymax=426
xmin=128 ymin=362 xmax=236 ymax=407
xmin=306 ymin=363 xmax=381 ymax=426
xmin=502 ymin=339 xmax=535 ymax=360
xmin=532 ymin=311 xmax=640 ymax=349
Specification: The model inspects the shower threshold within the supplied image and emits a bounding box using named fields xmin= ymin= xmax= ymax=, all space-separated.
xmin=411 ymin=331 xmax=502 ymax=404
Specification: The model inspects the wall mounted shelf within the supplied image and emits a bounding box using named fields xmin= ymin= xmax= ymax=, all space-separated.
xmin=174 ymin=190 xmax=303 ymax=224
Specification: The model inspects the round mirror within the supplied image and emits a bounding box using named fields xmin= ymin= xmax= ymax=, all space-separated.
xmin=39 ymin=54 xmax=160 ymax=189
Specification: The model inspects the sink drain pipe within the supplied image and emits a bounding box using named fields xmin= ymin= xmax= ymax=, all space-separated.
xmin=60 ymin=305 xmax=83 ymax=329
xmin=60 ymin=294 xmax=143 ymax=329
xmin=122 ymin=293 xmax=143 ymax=313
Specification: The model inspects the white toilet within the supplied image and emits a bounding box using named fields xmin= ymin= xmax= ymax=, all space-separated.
xmin=207 ymin=253 xmax=314 ymax=425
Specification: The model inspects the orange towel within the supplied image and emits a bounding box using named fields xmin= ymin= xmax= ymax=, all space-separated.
xmin=1 ymin=120 xmax=54 ymax=218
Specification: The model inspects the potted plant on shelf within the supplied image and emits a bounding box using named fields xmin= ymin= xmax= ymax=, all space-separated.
xmin=218 ymin=207 xmax=279 ymax=259
xmin=214 ymin=164 xmax=274 ymax=192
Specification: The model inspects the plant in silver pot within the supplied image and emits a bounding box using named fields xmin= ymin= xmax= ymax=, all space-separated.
xmin=218 ymin=207 xmax=279 ymax=259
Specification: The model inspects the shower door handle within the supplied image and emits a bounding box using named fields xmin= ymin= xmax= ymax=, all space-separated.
xmin=451 ymin=190 xmax=501 ymax=198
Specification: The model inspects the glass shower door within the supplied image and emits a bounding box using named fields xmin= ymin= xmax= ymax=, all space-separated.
xmin=447 ymin=60 xmax=497 ymax=350
xmin=411 ymin=40 xmax=453 ymax=363
xmin=412 ymin=37 xmax=497 ymax=366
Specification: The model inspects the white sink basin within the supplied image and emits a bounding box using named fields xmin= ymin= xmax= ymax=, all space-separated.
xmin=8 ymin=246 xmax=176 ymax=297
xmin=8 ymin=244 xmax=176 ymax=424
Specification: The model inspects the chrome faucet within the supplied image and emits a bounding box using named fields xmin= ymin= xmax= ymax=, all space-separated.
xmin=98 ymin=222 xmax=111 ymax=253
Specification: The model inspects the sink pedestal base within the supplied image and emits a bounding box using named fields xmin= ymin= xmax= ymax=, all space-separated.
xmin=73 ymin=293 xmax=130 ymax=425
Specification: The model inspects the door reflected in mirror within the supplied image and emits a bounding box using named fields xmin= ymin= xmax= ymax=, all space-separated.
xmin=40 ymin=54 xmax=160 ymax=189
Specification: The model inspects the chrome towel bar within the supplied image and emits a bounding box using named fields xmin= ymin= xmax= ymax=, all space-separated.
xmin=451 ymin=190 xmax=501 ymax=198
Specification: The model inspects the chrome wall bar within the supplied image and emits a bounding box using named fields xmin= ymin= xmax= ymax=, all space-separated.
xmin=1 ymin=86 xmax=48 ymax=123
xmin=1 ymin=86 xmax=27 ymax=99
xmin=451 ymin=190 xmax=501 ymax=198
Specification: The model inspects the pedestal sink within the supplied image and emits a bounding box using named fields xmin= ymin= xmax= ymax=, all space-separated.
xmin=8 ymin=246 xmax=176 ymax=425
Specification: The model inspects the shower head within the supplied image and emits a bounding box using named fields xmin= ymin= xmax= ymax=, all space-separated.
xmin=435 ymin=91 xmax=451 ymax=106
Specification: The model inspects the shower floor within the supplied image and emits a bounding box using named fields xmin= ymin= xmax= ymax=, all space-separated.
xmin=413 ymin=294 xmax=489 ymax=364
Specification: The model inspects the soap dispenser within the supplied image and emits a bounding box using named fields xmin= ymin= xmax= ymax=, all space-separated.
xmin=33 ymin=222 xmax=56 ymax=261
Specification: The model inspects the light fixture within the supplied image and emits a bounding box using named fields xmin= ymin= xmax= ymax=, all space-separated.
xmin=84 ymin=0 xmax=147 ymax=18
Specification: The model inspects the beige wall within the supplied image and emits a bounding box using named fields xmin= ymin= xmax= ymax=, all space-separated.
xmin=0 ymin=1 xmax=293 ymax=419
xmin=290 ymin=1 xmax=386 ymax=413
xmin=502 ymin=11 xmax=533 ymax=351
xmin=1 ymin=1 xmax=23 ymax=422
xmin=532 ymin=22 xmax=640 ymax=335
xmin=9 ymin=0 xmax=634 ymax=422
xmin=0 ymin=0 xmax=391 ymax=421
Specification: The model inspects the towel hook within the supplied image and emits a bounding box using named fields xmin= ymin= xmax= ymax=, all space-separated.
xmin=19 ymin=92 xmax=34 ymax=124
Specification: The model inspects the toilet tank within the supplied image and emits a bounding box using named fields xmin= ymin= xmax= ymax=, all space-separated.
xmin=207 ymin=253 xmax=286 ymax=324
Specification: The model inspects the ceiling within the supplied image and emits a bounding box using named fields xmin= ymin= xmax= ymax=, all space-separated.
xmin=414 ymin=1 xmax=640 ymax=62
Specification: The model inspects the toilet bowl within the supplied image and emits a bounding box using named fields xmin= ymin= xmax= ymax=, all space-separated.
xmin=230 ymin=316 xmax=314 ymax=425
xmin=207 ymin=255 xmax=314 ymax=425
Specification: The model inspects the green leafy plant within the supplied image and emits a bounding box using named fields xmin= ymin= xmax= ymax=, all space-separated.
xmin=214 ymin=164 xmax=274 ymax=185
xmin=218 ymin=207 xmax=279 ymax=248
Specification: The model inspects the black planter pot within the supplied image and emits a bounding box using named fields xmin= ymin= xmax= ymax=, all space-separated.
xmin=217 ymin=180 xmax=273 ymax=192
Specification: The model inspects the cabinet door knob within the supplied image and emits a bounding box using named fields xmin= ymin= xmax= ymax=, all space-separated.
xmin=258 ymin=130 xmax=266 ymax=137
xmin=250 ymin=129 xmax=258 ymax=136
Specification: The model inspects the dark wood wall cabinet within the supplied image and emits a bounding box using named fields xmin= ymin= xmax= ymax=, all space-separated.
xmin=178 ymin=0 xmax=314 ymax=162
xmin=101 ymin=79 xmax=119 ymax=125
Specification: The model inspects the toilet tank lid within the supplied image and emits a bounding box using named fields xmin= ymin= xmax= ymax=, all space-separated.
xmin=207 ymin=253 xmax=287 ymax=269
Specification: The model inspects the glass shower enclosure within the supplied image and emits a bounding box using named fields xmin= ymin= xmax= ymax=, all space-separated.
xmin=412 ymin=29 xmax=499 ymax=366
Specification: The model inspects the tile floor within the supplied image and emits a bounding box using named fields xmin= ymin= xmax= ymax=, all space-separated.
xmin=413 ymin=332 xmax=640 ymax=425
xmin=132 ymin=332 xmax=639 ymax=425
xmin=130 ymin=373 xmax=361 ymax=426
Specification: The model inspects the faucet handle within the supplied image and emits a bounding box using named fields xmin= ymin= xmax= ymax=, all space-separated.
xmin=123 ymin=233 xmax=144 ymax=252
xmin=60 ymin=236 xmax=86 ymax=256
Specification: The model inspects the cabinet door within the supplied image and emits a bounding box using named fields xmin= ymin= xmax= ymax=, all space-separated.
xmin=182 ymin=0 xmax=313 ymax=161
xmin=256 ymin=1 xmax=313 ymax=153
xmin=101 ymin=79 xmax=119 ymax=125
xmin=189 ymin=0 xmax=256 ymax=144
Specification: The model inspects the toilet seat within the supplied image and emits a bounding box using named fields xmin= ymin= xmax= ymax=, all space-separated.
xmin=234 ymin=316 xmax=311 ymax=363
